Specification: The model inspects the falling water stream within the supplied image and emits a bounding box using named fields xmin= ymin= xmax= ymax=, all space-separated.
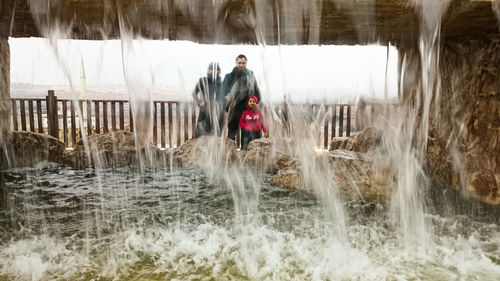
xmin=1 ymin=0 xmax=499 ymax=280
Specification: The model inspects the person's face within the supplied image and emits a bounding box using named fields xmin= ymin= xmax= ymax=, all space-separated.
xmin=208 ymin=67 xmax=220 ymax=77
xmin=236 ymin=58 xmax=247 ymax=71
xmin=248 ymin=97 xmax=257 ymax=109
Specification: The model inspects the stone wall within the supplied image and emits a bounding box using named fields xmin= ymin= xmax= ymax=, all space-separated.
xmin=427 ymin=35 xmax=499 ymax=204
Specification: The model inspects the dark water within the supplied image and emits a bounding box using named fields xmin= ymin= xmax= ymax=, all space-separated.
xmin=0 ymin=163 xmax=498 ymax=281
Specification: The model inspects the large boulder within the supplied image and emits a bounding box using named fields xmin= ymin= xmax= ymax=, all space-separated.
xmin=0 ymin=131 xmax=65 ymax=169
xmin=173 ymin=136 xmax=296 ymax=171
xmin=426 ymin=35 xmax=500 ymax=205
xmin=173 ymin=136 xmax=240 ymax=167
xmin=329 ymin=127 xmax=382 ymax=152
xmin=328 ymin=151 xmax=393 ymax=203
xmin=270 ymin=150 xmax=393 ymax=203
xmin=243 ymin=137 xmax=295 ymax=172
xmin=63 ymin=130 xmax=166 ymax=168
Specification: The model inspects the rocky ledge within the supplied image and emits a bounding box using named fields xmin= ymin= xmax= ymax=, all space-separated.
xmin=63 ymin=131 xmax=167 ymax=168
xmin=0 ymin=131 xmax=167 ymax=169
xmin=0 ymin=130 xmax=394 ymax=203
xmin=0 ymin=131 xmax=65 ymax=169
xmin=173 ymin=131 xmax=392 ymax=203
xmin=2 ymin=127 xmax=497 ymax=206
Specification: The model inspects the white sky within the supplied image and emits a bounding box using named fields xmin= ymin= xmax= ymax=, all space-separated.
xmin=9 ymin=37 xmax=398 ymax=103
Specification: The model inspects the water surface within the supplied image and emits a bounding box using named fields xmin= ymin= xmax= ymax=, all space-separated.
xmin=0 ymin=164 xmax=498 ymax=280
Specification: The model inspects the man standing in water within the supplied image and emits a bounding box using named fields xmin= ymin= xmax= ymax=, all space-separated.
xmin=221 ymin=54 xmax=261 ymax=141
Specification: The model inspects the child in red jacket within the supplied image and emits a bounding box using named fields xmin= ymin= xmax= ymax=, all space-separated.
xmin=239 ymin=95 xmax=268 ymax=150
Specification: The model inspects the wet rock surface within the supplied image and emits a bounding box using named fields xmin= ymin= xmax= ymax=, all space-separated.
xmin=329 ymin=127 xmax=382 ymax=152
xmin=0 ymin=131 xmax=65 ymax=169
xmin=427 ymin=35 xmax=500 ymax=205
xmin=329 ymin=151 xmax=393 ymax=203
xmin=63 ymin=130 xmax=166 ymax=168
xmin=269 ymin=150 xmax=393 ymax=203
xmin=242 ymin=138 xmax=295 ymax=172
xmin=270 ymin=167 xmax=303 ymax=190
xmin=172 ymin=136 xmax=295 ymax=171
xmin=172 ymin=135 xmax=393 ymax=203
xmin=173 ymin=136 xmax=240 ymax=167
xmin=4 ymin=0 xmax=497 ymax=46
xmin=0 ymin=39 xmax=9 ymax=133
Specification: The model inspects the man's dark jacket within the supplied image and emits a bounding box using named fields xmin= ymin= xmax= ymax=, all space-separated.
xmin=222 ymin=67 xmax=261 ymax=121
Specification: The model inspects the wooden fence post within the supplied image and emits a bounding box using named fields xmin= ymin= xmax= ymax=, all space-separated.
xmin=20 ymin=99 xmax=26 ymax=131
xmin=70 ymin=101 xmax=76 ymax=146
xmin=103 ymin=102 xmax=108 ymax=133
xmin=62 ymin=100 xmax=68 ymax=146
xmin=129 ymin=103 xmax=134 ymax=132
xmin=119 ymin=101 xmax=124 ymax=130
xmin=176 ymin=102 xmax=181 ymax=147
xmin=153 ymin=102 xmax=157 ymax=146
xmin=323 ymin=105 xmax=329 ymax=149
xmin=339 ymin=105 xmax=344 ymax=137
xmin=168 ymin=102 xmax=173 ymax=148
xmin=161 ymin=102 xmax=166 ymax=148
xmin=346 ymin=105 xmax=351 ymax=137
xmin=111 ymin=101 xmax=116 ymax=131
xmin=94 ymin=101 xmax=100 ymax=134
xmin=191 ymin=103 xmax=196 ymax=138
xmin=11 ymin=100 xmax=18 ymax=131
xmin=183 ymin=103 xmax=189 ymax=141
xmin=331 ymin=104 xmax=336 ymax=138
xmin=28 ymin=100 xmax=35 ymax=132
xmin=36 ymin=100 xmax=42 ymax=133
xmin=46 ymin=90 xmax=59 ymax=139
xmin=87 ymin=100 xmax=92 ymax=135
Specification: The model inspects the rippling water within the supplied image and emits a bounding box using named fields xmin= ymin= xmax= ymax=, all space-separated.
xmin=0 ymin=163 xmax=498 ymax=281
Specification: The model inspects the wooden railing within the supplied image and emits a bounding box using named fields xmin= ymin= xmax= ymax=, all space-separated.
xmin=152 ymin=101 xmax=196 ymax=149
xmin=11 ymin=91 xmax=355 ymax=149
xmin=277 ymin=103 xmax=355 ymax=149
xmin=10 ymin=91 xmax=198 ymax=149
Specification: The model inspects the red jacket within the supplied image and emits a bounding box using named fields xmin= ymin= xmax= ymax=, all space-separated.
xmin=239 ymin=109 xmax=268 ymax=133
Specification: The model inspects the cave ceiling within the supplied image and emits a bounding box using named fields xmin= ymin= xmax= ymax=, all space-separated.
xmin=1 ymin=0 xmax=498 ymax=46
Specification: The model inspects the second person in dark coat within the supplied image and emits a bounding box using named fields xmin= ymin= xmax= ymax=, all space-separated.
xmin=193 ymin=62 xmax=224 ymax=138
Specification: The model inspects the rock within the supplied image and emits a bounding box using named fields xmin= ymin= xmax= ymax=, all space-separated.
xmin=426 ymin=35 xmax=500 ymax=205
xmin=270 ymin=150 xmax=393 ymax=203
xmin=270 ymin=167 xmax=303 ymax=190
xmin=63 ymin=130 xmax=166 ymax=168
xmin=329 ymin=127 xmax=382 ymax=152
xmin=243 ymin=137 xmax=295 ymax=172
xmin=328 ymin=151 xmax=393 ymax=203
xmin=0 ymin=131 xmax=65 ymax=169
xmin=173 ymin=136 xmax=240 ymax=167
xmin=0 ymin=39 xmax=9 ymax=133
xmin=173 ymin=136 xmax=297 ymax=171
xmin=5 ymin=0 xmax=497 ymax=46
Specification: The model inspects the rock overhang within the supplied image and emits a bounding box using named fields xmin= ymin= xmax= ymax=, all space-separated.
xmin=1 ymin=0 xmax=498 ymax=46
